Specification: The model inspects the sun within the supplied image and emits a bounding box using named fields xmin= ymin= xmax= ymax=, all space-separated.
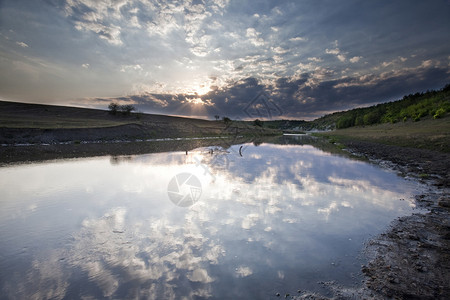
xmin=184 ymin=80 xmax=212 ymax=96
xmin=187 ymin=98 xmax=206 ymax=105
xmin=187 ymin=84 xmax=211 ymax=96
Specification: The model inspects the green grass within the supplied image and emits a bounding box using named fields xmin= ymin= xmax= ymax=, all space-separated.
xmin=311 ymin=85 xmax=450 ymax=130
xmin=315 ymin=116 xmax=450 ymax=153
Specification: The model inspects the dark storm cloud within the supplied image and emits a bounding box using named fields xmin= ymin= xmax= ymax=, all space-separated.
xmin=97 ymin=63 xmax=449 ymax=120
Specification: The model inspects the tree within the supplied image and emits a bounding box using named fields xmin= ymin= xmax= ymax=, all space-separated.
xmin=363 ymin=110 xmax=381 ymax=125
xmin=214 ymin=115 xmax=220 ymax=121
xmin=120 ymin=104 xmax=135 ymax=115
xmin=108 ymin=103 xmax=135 ymax=116
xmin=108 ymin=102 xmax=119 ymax=115
xmin=222 ymin=116 xmax=231 ymax=125
xmin=253 ymin=119 xmax=263 ymax=127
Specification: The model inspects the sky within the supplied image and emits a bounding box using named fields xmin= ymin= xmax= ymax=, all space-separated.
xmin=0 ymin=0 xmax=449 ymax=120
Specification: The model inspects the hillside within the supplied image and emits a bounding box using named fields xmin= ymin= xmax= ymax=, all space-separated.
xmin=310 ymin=84 xmax=450 ymax=130
xmin=0 ymin=101 xmax=279 ymax=144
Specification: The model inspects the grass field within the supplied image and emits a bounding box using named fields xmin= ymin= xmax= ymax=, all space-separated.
xmin=315 ymin=116 xmax=450 ymax=153
xmin=0 ymin=100 xmax=281 ymax=144
xmin=0 ymin=100 xmax=215 ymax=129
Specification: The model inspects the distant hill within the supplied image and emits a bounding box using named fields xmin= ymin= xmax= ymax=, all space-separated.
xmin=0 ymin=101 xmax=280 ymax=144
xmin=308 ymin=84 xmax=450 ymax=130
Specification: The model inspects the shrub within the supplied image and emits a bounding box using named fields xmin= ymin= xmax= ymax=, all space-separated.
xmin=120 ymin=104 xmax=135 ymax=115
xmin=108 ymin=103 xmax=135 ymax=116
xmin=433 ymin=107 xmax=446 ymax=119
xmin=253 ymin=119 xmax=263 ymax=127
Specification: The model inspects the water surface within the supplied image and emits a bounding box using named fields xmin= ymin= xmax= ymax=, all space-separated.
xmin=0 ymin=139 xmax=421 ymax=299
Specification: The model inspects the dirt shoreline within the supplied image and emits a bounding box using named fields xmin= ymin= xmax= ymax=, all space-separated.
xmin=293 ymin=140 xmax=449 ymax=299
xmin=342 ymin=141 xmax=450 ymax=300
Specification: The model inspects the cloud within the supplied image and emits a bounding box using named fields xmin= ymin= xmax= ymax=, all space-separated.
xmin=1 ymin=0 xmax=449 ymax=115
xmin=120 ymin=64 xmax=143 ymax=72
xmin=74 ymin=21 xmax=123 ymax=45
xmin=64 ymin=0 xmax=125 ymax=45
xmin=382 ymin=61 xmax=393 ymax=68
xmin=246 ymin=28 xmax=265 ymax=46
xmin=307 ymin=57 xmax=323 ymax=62
xmin=128 ymin=15 xmax=141 ymax=28
xmin=0 ymin=140 xmax=425 ymax=299
xmin=289 ymin=36 xmax=307 ymax=42
xmin=235 ymin=266 xmax=253 ymax=277
xmin=325 ymin=48 xmax=340 ymax=55
xmin=325 ymin=44 xmax=349 ymax=62
xmin=337 ymin=54 xmax=346 ymax=62
xmin=420 ymin=59 xmax=433 ymax=68
xmin=349 ymin=56 xmax=362 ymax=63
xmin=187 ymin=269 xmax=215 ymax=283
xmin=272 ymin=46 xmax=288 ymax=54
xmin=90 ymin=61 xmax=449 ymax=120
xmin=81 ymin=63 xmax=90 ymax=69
xmin=16 ymin=41 xmax=29 ymax=48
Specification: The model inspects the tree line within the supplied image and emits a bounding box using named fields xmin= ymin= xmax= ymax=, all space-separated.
xmin=108 ymin=103 xmax=135 ymax=116
xmin=332 ymin=84 xmax=450 ymax=129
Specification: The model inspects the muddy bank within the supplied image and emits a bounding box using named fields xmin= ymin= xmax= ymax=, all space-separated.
xmin=343 ymin=140 xmax=450 ymax=187
xmin=344 ymin=141 xmax=450 ymax=299
xmin=339 ymin=141 xmax=449 ymax=299
xmin=363 ymin=193 xmax=450 ymax=299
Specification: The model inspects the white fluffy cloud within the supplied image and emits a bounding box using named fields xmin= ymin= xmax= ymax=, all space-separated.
xmin=349 ymin=56 xmax=362 ymax=63
xmin=16 ymin=41 xmax=29 ymax=48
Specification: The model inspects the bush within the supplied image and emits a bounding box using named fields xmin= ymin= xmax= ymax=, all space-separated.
xmin=433 ymin=107 xmax=446 ymax=119
xmin=108 ymin=102 xmax=135 ymax=116
xmin=120 ymin=104 xmax=135 ymax=116
xmin=253 ymin=119 xmax=263 ymax=127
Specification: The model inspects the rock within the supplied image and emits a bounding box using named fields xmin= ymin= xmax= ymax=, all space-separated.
xmin=438 ymin=197 xmax=450 ymax=208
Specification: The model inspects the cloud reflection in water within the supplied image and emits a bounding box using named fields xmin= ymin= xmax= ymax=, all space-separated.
xmin=0 ymin=142 xmax=421 ymax=299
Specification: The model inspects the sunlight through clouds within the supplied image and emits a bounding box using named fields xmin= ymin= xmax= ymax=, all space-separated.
xmin=0 ymin=0 xmax=449 ymax=118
